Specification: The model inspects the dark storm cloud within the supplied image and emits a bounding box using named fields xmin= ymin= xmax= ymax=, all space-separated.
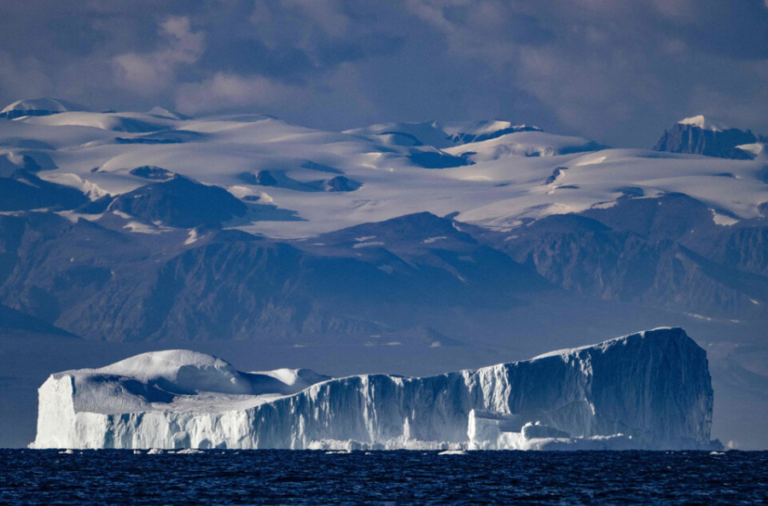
xmin=0 ymin=0 xmax=766 ymax=146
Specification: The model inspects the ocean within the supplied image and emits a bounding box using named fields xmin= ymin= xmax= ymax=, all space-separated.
xmin=1 ymin=449 xmax=766 ymax=504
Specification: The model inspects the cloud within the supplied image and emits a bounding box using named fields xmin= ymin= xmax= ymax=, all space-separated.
xmin=687 ymin=60 xmax=768 ymax=127
xmin=113 ymin=16 xmax=204 ymax=95
xmin=175 ymin=73 xmax=298 ymax=115
xmin=650 ymin=0 xmax=697 ymax=20
xmin=278 ymin=0 xmax=351 ymax=38
xmin=0 ymin=51 xmax=53 ymax=100
xmin=397 ymin=0 xmax=768 ymax=144
xmin=175 ymin=63 xmax=376 ymax=128
xmin=0 ymin=0 xmax=767 ymax=146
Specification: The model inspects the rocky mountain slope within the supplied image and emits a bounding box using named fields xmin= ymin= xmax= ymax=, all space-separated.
xmin=653 ymin=115 xmax=763 ymax=159
xmin=1 ymin=102 xmax=767 ymax=341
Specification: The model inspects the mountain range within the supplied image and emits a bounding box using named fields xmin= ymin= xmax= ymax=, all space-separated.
xmin=1 ymin=98 xmax=767 ymax=449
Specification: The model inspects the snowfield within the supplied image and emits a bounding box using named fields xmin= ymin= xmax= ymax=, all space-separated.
xmin=32 ymin=328 xmax=715 ymax=451
xmin=1 ymin=104 xmax=765 ymax=239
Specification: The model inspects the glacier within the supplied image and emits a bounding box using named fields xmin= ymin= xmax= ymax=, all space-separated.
xmin=32 ymin=328 xmax=715 ymax=450
xmin=2 ymin=100 xmax=766 ymax=239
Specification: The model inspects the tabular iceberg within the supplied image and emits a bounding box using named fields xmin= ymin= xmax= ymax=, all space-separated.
xmin=32 ymin=328 xmax=714 ymax=450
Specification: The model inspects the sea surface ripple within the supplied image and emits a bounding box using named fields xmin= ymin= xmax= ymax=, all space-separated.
xmin=0 ymin=449 xmax=766 ymax=505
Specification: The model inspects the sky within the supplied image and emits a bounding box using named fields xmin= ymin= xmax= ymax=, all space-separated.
xmin=0 ymin=0 xmax=767 ymax=147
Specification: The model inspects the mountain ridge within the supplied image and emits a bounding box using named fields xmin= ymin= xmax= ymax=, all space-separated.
xmin=654 ymin=116 xmax=762 ymax=159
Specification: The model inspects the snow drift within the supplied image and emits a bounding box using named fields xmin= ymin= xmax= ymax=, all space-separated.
xmin=32 ymin=328 xmax=714 ymax=450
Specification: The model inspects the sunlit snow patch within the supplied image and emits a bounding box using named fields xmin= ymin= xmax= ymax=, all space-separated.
xmin=576 ymin=155 xmax=607 ymax=166
xmin=123 ymin=222 xmax=172 ymax=234
xmin=678 ymin=115 xmax=728 ymax=132
xmin=710 ymin=209 xmax=739 ymax=227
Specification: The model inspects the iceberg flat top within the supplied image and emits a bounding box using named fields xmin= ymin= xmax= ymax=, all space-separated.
xmin=33 ymin=327 xmax=715 ymax=450
xmin=58 ymin=331 xmax=683 ymax=415
xmin=531 ymin=327 xmax=676 ymax=360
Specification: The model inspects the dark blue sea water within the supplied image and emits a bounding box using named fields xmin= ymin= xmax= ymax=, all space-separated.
xmin=1 ymin=450 xmax=766 ymax=505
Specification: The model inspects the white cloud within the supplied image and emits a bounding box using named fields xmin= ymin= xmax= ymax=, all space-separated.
xmin=113 ymin=17 xmax=204 ymax=95
xmin=279 ymin=0 xmax=350 ymax=38
xmin=514 ymin=44 xmax=659 ymax=135
xmin=175 ymin=63 xmax=376 ymax=128
xmin=0 ymin=52 xmax=52 ymax=100
xmin=402 ymin=0 xmax=519 ymax=67
xmin=651 ymin=0 xmax=696 ymax=20
xmin=175 ymin=73 xmax=298 ymax=115
xmin=1 ymin=0 xmax=766 ymax=146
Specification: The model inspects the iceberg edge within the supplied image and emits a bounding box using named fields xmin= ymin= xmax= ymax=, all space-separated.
xmin=32 ymin=327 xmax=716 ymax=451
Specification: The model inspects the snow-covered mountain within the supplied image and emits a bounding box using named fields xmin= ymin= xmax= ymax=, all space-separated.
xmin=345 ymin=120 xmax=544 ymax=148
xmin=1 ymin=103 xmax=766 ymax=238
xmin=1 ymin=105 xmax=766 ymax=241
xmin=653 ymin=115 xmax=762 ymax=159
xmin=0 ymin=98 xmax=91 ymax=120
xmin=2 ymin=99 xmax=768 ymax=449
xmin=32 ymin=328 xmax=715 ymax=450
xmin=1 ymin=101 xmax=768 ymax=339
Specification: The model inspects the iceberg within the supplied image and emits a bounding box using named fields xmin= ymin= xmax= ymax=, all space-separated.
xmin=32 ymin=328 xmax=714 ymax=450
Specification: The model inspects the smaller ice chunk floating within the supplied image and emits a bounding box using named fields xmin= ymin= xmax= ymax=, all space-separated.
xmin=32 ymin=328 xmax=715 ymax=450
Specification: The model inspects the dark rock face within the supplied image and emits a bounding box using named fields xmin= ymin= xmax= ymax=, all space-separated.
xmin=323 ymin=176 xmax=361 ymax=192
xmin=0 ymin=170 xmax=88 ymax=212
xmin=300 ymin=161 xmax=344 ymax=174
xmin=0 ymin=213 xmax=136 ymax=327
xmin=2 ymin=195 xmax=768 ymax=341
xmin=0 ymin=151 xmax=57 ymax=176
xmin=239 ymin=170 xmax=361 ymax=193
xmin=76 ymin=195 xmax=114 ymax=214
xmin=544 ymin=167 xmax=568 ymax=185
xmin=0 ymin=109 xmax=59 ymax=120
xmin=378 ymin=131 xmax=426 ymax=146
xmin=317 ymin=212 xmax=475 ymax=247
xmin=255 ymin=171 xmax=278 ymax=186
xmin=239 ymin=170 xmax=277 ymax=186
xmin=116 ymin=130 xmax=205 ymax=145
xmin=0 ymin=304 xmax=77 ymax=337
xmin=448 ymin=125 xmax=542 ymax=144
xmin=0 ymin=211 xmax=549 ymax=341
xmin=111 ymin=175 xmax=247 ymax=228
xmin=408 ymin=150 xmax=473 ymax=169
xmin=693 ymin=226 xmax=768 ymax=278
xmin=0 ymin=98 xmax=88 ymax=119
xmin=580 ymin=192 xmax=717 ymax=241
xmin=654 ymin=123 xmax=757 ymax=159
xmin=129 ymin=166 xmax=174 ymax=180
xmin=480 ymin=194 xmax=768 ymax=319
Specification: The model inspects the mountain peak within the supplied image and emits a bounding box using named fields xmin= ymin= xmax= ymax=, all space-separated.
xmin=654 ymin=115 xmax=756 ymax=159
xmin=0 ymin=98 xmax=90 ymax=119
xmin=678 ymin=115 xmax=729 ymax=132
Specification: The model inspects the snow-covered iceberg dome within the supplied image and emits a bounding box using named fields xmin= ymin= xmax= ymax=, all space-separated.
xmin=32 ymin=328 xmax=714 ymax=450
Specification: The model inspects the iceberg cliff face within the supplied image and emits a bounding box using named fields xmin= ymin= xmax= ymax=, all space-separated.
xmin=32 ymin=328 xmax=714 ymax=450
